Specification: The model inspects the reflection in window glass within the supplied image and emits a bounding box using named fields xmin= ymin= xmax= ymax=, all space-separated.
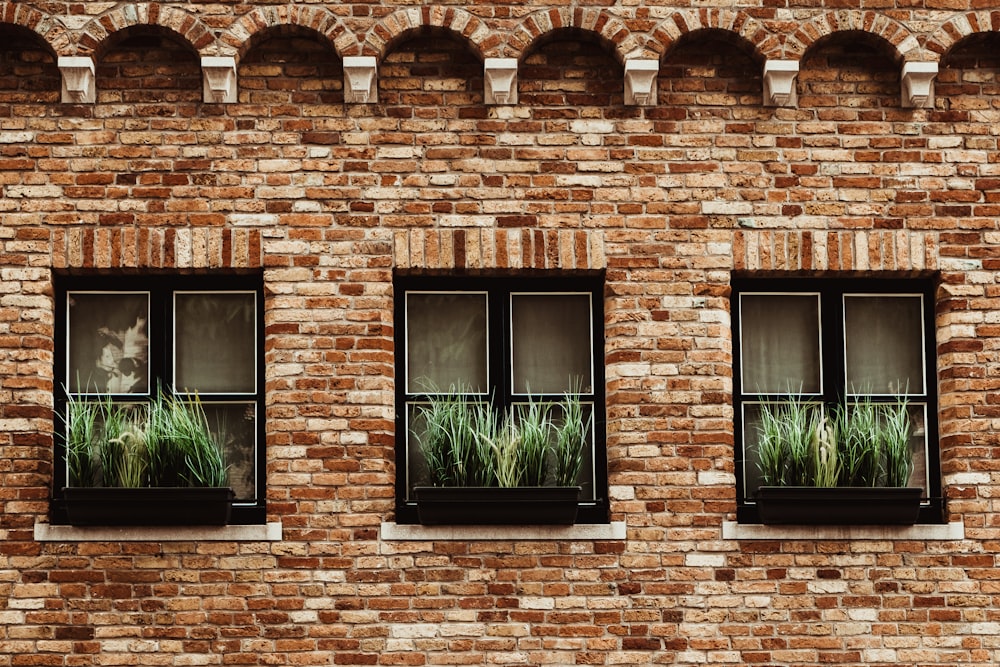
xmin=175 ymin=292 xmax=256 ymax=394
xmin=740 ymin=294 xmax=821 ymax=395
xmin=741 ymin=403 xmax=766 ymax=499
xmin=67 ymin=292 xmax=150 ymax=394
xmin=905 ymin=402 xmax=929 ymax=493
xmin=511 ymin=294 xmax=592 ymax=395
xmin=406 ymin=293 xmax=488 ymax=393
xmin=202 ymin=402 xmax=257 ymax=500
xmin=844 ymin=295 xmax=924 ymax=395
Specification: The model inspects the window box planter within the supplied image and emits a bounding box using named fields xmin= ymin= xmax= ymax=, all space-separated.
xmin=755 ymin=486 xmax=923 ymax=525
xmin=413 ymin=486 xmax=581 ymax=525
xmin=62 ymin=487 xmax=235 ymax=526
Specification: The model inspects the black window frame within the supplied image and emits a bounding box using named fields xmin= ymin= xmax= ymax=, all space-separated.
xmin=51 ymin=273 xmax=266 ymax=526
xmin=732 ymin=275 xmax=944 ymax=525
xmin=393 ymin=272 xmax=609 ymax=525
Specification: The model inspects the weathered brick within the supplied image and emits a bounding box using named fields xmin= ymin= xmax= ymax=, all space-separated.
xmin=2 ymin=10 xmax=1000 ymax=667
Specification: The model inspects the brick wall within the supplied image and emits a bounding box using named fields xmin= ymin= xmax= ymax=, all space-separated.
xmin=2 ymin=1 xmax=1000 ymax=665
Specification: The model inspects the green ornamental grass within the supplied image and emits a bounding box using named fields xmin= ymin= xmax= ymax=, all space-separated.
xmin=755 ymin=395 xmax=820 ymax=487
xmin=553 ymin=388 xmax=589 ymax=487
xmin=417 ymin=382 xmax=589 ymax=489
xmin=63 ymin=388 xmax=229 ymax=489
xmin=755 ymin=394 xmax=913 ymax=489
xmin=63 ymin=391 xmax=102 ymax=487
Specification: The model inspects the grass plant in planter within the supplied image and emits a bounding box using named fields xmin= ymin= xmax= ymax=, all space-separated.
xmin=753 ymin=395 xmax=921 ymax=525
xmin=412 ymin=386 xmax=590 ymax=525
xmin=61 ymin=389 xmax=233 ymax=526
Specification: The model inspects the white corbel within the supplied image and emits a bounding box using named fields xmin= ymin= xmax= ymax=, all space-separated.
xmin=201 ymin=56 xmax=237 ymax=103
xmin=763 ymin=59 xmax=799 ymax=107
xmin=623 ymin=59 xmax=659 ymax=106
xmin=58 ymin=56 xmax=95 ymax=104
xmin=343 ymin=56 xmax=377 ymax=104
xmin=484 ymin=58 xmax=518 ymax=105
xmin=901 ymin=61 xmax=937 ymax=109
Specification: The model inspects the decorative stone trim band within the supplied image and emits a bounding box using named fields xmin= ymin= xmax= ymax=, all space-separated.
xmin=51 ymin=49 xmax=941 ymax=111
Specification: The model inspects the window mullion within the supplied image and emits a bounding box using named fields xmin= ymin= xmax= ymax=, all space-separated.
xmin=492 ymin=288 xmax=511 ymax=412
xmin=822 ymin=287 xmax=845 ymax=406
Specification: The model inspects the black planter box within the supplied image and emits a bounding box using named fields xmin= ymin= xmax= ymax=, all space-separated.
xmin=62 ymin=487 xmax=235 ymax=526
xmin=755 ymin=486 xmax=923 ymax=525
xmin=413 ymin=486 xmax=581 ymax=525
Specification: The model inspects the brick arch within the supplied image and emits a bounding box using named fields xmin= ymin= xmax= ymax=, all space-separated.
xmin=785 ymin=10 xmax=921 ymax=61
xmin=225 ymin=4 xmax=358 ymax=61
xmin=76 ymin=5 xmax=215 ymax=59
xmin=0 ymin=2 xmax=64 ymax=56
xmin=646 ymin=9 xmax=776 ymax=62
xmin=926 ymin=11 xmax=1000 ymax=58
xmin=507 ymin=8 xmax=641 ymax=63
xmin=359 ymin=7 xmax=494 ymax=60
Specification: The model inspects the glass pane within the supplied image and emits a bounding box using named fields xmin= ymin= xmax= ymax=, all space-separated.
xmin=175 ymin=292 xmax=256 ymax=394
xmin=906 ymin=402 xmax=929 ymax=495
xmin=740 ymin=294 xmax=820 ymax=395
xmin=511 ymin=294 xmax=593 ymax=395
xmin=405 ymin=402 xmax=431 ymax=499
xmin=844 ymin=295 xmax=924 ymax=395
xmin=202 ymin=402 xmax=257 ymax=501
xmin=406 ymin=293 xmax=487 ymax=393
xmin=68 ymin=292 xmax=150 ymax=394
xmin=742 ymin=403 xmax=766 ymax=498
xmin=535 ymin=400 xmax=596 ymax=501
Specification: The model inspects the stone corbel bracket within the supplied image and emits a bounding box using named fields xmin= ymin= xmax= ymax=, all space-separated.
xmin=624 ymin=59 xmax=659 ymax=106
xmin=344 ymin=56 xmax=378 ymax=104
xmin=58 ymin=56 xmax=95 ymax=103
xmin=901 ymin=61 xmax=937 ymax=109
xmin=763 ymin=59 xmax=799 ymax=107
xmin=202 ymin=56 xmax=237 ymax=103
xmin=484 ymin=58 xmax=518 ymax=105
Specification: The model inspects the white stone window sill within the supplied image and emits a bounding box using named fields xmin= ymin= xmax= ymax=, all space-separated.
xmin=34 ymin=521 xmax=283 ymax=542
xmin=722 ymin=521 xmax=964 ymax=541
xmin=381 ymin=521 xmax=626 ymax=541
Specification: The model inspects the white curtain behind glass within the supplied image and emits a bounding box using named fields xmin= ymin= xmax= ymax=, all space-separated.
xmin=844 ymin=295 xmax=924 ymax=395
xmin=175 ymin=292 xmax=256 ymax=394
xmin=511 ymin=294 xmax=592 ymax=395
xmin=406 ymin=293 xmax=487 ymax=393
xmin=740 ymin=294 xmax=821 ymax=395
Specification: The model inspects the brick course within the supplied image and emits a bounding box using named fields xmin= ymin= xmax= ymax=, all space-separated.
xmin=2 ymin=1 xmax=1000 ymax=665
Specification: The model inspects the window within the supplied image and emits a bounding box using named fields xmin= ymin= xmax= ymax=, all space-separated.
xmin=394 ymin=274 xmax=608 ymax=524
xmin=52 ymin=274 xmax=265 ymax=525
xmin=732 ymin=276 xmax=943 ymax=524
